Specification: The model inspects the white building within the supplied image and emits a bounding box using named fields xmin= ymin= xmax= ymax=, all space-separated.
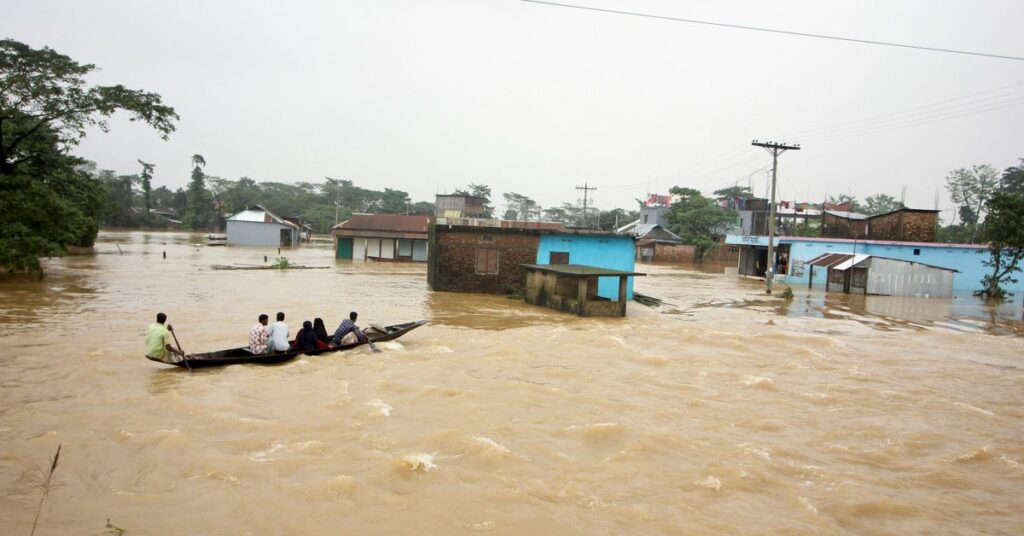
xmin=225 ymin=205 xmax=300 ymax=247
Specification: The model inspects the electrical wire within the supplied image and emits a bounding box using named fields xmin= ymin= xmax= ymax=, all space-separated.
xmin=521 ymin=0 xmax=1024 ymax=61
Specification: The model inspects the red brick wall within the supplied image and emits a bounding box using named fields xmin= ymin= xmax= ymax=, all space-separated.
xmin=429 ymin=227 xmax=540 ymax=294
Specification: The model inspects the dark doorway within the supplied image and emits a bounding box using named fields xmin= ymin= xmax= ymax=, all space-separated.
xmin=280 ymin=228 xmax=293 ymax=247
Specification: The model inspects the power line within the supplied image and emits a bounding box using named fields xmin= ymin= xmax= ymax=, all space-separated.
xmin=521 ymin=0 xmax=1024 ymax=61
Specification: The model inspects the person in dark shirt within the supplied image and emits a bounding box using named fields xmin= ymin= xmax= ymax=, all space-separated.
xmin=332 ymin=311 xmax=367 ymax=346
xmin=313 ymin=318 xmax=331 ymax=344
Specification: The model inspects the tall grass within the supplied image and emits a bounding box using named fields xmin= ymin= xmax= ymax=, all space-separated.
xmin=29 ymin=444 xmax=62 ymax=536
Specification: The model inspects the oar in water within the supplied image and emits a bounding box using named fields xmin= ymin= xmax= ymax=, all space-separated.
xmin=365 ymin=333 xmax=381 ymax=353
xmin=169 ymin=327 xmax=192 ymax=372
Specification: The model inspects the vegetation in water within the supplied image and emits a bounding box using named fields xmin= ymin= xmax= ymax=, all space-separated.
xmin=29 ymin=444 xmax=62 ymax=536
xmin=270 ymin=257 xmax=292 ymax=269
xmin=780 ymin=286 xmax=794 ymax=300
xmin=506 ymin=284 xmax=524 ymax=300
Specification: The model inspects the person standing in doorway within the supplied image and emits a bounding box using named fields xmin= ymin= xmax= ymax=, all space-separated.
xmin=267 ymin=312 xmax=290 ymax=352
xmin=145 ymin=312 xmax=185 ymax=363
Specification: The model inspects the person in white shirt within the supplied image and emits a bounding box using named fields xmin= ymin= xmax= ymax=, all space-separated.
xmin=266 ymin=311 xmax=290 ymax=352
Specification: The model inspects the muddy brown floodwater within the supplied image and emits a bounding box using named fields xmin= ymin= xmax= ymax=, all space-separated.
xmin=1 ymin=231 xmax=1022 ymax=534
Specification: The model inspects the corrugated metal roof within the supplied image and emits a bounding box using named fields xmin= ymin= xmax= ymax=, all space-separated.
xmin=333 ymin=213 xmax=430 ymax=234
xmin=806 ymin=252 xmax=856 ymax=269
xmin=226 ymin=205 xmax=298 ymax=229
xmin=824 ymin=210 xmax=869 ymax=220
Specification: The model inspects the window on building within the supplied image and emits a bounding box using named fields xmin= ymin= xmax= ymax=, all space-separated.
xmin=549 ymin=251 xmax=569 ymax=264
xmin=913 ymin=248 xmax=920 ymax=256
xmin=643 ymin=214 xmax=649 ymax=223
xmin=475 ymin=247 xmax=499 ymax=274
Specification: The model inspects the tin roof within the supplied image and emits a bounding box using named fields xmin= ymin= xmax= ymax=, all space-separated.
xmin=823 ymin=210 xmax=869 ymax=220
xmin=805 ymin=252 xmax=958 ymax=273
xmin=333 ymin=213 xmax=430 ymax=234
xmin=520 ymin=264 xmax=646 ymax=277
xmin=226 ymin=205 xmax=299 ymax=229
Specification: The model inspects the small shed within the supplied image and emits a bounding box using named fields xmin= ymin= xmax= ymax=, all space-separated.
xmin=521 ymin=264 xmax=646 ymax=317
xmin=225 ymin=205 xmax=299 ymax=247
xmin=806 ymin=253 xmax=956 ymax=297
xmin=332 ymin=214 xmax=430 ymax=261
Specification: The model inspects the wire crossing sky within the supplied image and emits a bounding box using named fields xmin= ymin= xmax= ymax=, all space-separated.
xmin=522 ymin=0 xmax=1024 ymax=61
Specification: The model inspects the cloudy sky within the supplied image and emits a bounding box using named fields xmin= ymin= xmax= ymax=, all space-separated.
xmin=5 ymin=0 xmax=1023 ymax=219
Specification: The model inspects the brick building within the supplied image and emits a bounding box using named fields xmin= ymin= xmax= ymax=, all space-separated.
xmin=866 ymin=208 xmax=939 ymax=242
xmin=428 ymin=224 xmax=637 ymax=297
xmin=822 ymin=210 xmax=869 ymax=239
xmin=428 ymin=226 xmax=544 ymax=294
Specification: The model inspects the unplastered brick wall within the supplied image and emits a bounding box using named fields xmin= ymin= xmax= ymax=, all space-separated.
xmin=430 ymin=228 xmax=540 ymax=294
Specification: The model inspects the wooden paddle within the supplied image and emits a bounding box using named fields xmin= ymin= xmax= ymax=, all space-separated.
xmin=169 ymin=326 xmax=192 ymax=372
xmin=366 ymin=334 xmax=381 ymax=353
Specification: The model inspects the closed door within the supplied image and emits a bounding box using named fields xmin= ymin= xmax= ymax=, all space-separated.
xmin=336 ymin=237 xmax=353 ymax=259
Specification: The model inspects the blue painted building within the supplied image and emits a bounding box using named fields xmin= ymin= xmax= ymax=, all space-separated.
xmin=536 ymin=233 xmax=637 ymax=300
xmin=725 ymin=234 xmax=1018 ymax=292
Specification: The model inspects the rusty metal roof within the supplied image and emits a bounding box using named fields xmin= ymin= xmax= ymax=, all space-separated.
xmin=332 ymin=214 xmax=430 ymax=234
xmin=806 ymin=252 xmax=857 ymax=269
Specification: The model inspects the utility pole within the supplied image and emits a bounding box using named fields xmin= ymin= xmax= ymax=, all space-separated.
xmin=575 ymin=182 xmax=597 ymax=228
xmin=751 ymin=140 xmax=800 ymax=294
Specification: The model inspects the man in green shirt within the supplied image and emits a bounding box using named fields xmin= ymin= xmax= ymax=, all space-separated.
xmin=146 ymin=313 xmax=185 ymax=364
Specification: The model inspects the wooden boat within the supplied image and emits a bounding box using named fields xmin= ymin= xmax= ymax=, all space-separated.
xmin=149 ymin=320 xmax=427 ymax=369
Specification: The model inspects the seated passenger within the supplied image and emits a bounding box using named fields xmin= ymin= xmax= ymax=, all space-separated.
xmin=313 ymin=318 xmax=331 ymax=344
xmin=249 ymin=314 xmax=270 ymax=354
xmin=267 ymin=312 xmax=290 ymax=352
xmin=332 ymin=311 xmax=367 ymax=346
xmin=295 ymin=320 xmax=328 ymax=352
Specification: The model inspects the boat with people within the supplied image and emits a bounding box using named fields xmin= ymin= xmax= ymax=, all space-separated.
xmin=149 ymin=320 xmax=427 ymax=369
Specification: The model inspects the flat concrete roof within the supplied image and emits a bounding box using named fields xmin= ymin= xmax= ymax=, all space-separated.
xmin=520 ymin=264 xmax=646 ymax=277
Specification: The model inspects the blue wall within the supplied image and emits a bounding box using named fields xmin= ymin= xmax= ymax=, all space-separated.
xmin=536 ymin=234 xmax=636 ymax=300
xmin=781 ymin=238 xmax=1016 ymax=291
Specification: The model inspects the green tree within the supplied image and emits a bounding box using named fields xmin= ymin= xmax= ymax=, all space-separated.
xmin=182 ymin=154 xmax=211 ymax=230
xmin=667 ymin=186 xmax=737 ymax=262
xmin=713 ymin=185 xmax=753 ymax=200
xmin=137 ymin=159 xmax=154 ymax=213
xmin=975 ymin=190 xmax=1024 ymax=300
xmin=502 ymin=192 xmax=538 ymax=221
xmin=0 ymin=38 xmax=177 ymax=275
xmin=999 ymin=159 xmax=1024 ymax=194
xmin=863 ymin=193 xmax=901 ymax=216
xmin=945 ymin=165 xmax=998 ymax=233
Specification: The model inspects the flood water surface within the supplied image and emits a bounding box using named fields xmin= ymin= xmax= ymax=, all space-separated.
xmin=1 ymin=232 xmax=1022 ymax=534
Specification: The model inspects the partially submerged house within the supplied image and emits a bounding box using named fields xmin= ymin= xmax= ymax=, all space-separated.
xmin=428 ymin=224 xmax=637 ymax=300
xmin=522 ymin=264 xmax=645 ymax=317
xmin=805 ymin=253 xmax=956 ymax=298
xmin=225 ymin=205 xmax=300 ymax=247
xmin=617 ymin=200 xmax=689 ymax=262
xmin=332 ymin=213 xmax=430 ymax=262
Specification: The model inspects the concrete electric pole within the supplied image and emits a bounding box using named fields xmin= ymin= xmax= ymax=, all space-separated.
xmin=751 ymin=140 xmax=800 ymax=294
xmin=575 ymin=182 xmax=597 ymax=228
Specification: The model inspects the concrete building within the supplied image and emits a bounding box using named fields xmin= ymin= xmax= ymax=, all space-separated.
xmin=225 ymin=205 xmax=300 ymax=247
xmin=725 ymin=234 xmax=1019 ymax=293
xmin=523 ymin=264 xmax=645 ymax=317
xmin=806 ymin=253 xmax=956 ymax=297
xmin=428 ymin=224 xmax=637 ymax=299
xmin=332 ymin=214 xmax=430 ymax=262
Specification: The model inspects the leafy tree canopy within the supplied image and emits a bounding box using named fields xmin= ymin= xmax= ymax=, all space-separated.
xmin=976 ymin=190 xmax=1024 ymax=300
xmin=667 ymin=186 xmax=736 ymax=262
xmin=0 ymin=38 xmax=177 ymax=275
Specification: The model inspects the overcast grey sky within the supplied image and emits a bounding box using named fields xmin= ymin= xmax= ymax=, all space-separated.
xmin=4 ymin=0 xmax=1023 ymax=220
